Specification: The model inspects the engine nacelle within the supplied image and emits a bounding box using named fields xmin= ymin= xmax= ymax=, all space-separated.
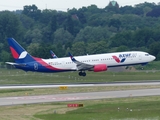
xmin=93 ymin=64 xmax=107 ymax=72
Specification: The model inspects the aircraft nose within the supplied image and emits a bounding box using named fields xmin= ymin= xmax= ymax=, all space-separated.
xmin=151 ymin=55 xmax=156 ymax=61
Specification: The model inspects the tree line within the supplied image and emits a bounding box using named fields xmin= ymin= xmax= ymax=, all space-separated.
xmin=0 ymin=2 xmax=160 ymax=63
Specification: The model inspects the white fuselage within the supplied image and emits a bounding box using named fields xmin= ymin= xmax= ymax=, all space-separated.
xmin=41 ymin=51 xmax=155 ymax=70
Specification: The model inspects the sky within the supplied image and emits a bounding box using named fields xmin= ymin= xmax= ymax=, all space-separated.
xmin=0 ymin=0 xmax=159 ymax=11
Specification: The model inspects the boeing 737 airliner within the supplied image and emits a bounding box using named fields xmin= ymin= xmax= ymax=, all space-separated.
xmin=6 ymin=38 xmax=155 ymax=76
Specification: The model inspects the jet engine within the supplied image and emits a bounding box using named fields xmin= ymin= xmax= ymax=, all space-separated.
xmin=93 ymin=64 xmax=107 ymax=72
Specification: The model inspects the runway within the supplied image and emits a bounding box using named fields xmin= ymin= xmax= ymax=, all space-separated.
xmin=1 ymin=81 xmax=160 ymax=89
xmin=0 ymin=88 xmax=160 ymax=106
xmin=0 ymin=81 xmax=160 ymax=106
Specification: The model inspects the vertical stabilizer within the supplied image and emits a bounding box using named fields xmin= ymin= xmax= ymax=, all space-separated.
xmin=50 ymin=50 xmax=58 ymax=58
xmin=7 ymin=38 xmax=34 ymax=63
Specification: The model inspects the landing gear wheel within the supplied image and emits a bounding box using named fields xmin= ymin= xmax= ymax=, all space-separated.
xmin=79 ymin=72 xmax=83 ymax=76
xmin=82 ymin=72 xmax=86 ymax=76
xmin=79 ymin=71 xmax=86 ymax=76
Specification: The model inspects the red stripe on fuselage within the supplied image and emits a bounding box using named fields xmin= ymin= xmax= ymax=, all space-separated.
xmin=10 ymin=47 xmax=19 ymax=59
xmin=33 ymin=57 xmax=63 ymax=71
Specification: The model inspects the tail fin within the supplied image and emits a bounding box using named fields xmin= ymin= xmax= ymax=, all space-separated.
xmin=50 ymin=50 xmax=58 ymax=58
xmin=7 ymin=38 xmax=34 ymax=63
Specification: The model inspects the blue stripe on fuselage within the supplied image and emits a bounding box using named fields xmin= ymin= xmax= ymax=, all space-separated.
xmin=15 ymin=61 xmax=73 ymax=72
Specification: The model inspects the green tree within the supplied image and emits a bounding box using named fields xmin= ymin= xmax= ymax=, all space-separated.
xmin=149 ymin=42 xmax=160 ymax=60
xmin=108 ymin=19 xmax=121 ymax=31
xmin=109 ymin=31 xmax=134 ymax=48
xmin=133 ymin=28 xmax=154 ymax=47
xmin=27 ymin=43 xmax=40 ymax=56
xmin=0 ymin=11 xmax=23 ymax=51
xmin=19 ymin=14 xmax=34 ymax=29
xmin=53 ymin=28 xmax=74 ymax=45
xmin=22 ymin=4 xmax=41 ymax=20
xmin=143 ymin=6 xmax=152 ymax=17
xmin=40 ymin=9 xmax=57 ymax=24
xmin=116 ymin=45 xmax=129 ymax=52
xmin=24 ymin=29 xmax=43 ymax=44
xmin=0 ymin=50 xmax=10 ymax=62
xmin=65 ymin=15 xmax=74 ymax=35
xmin=71 ymin=42 xmax=86 ymax=55
xmin=75 ymin=26 xmax=110 ymax=43
xmin=86 ymin=41 xmax=108 ymax=54
xmin=50 ymin=15 xmax=57 ymax=32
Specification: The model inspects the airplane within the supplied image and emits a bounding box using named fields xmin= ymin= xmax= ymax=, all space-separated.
xmin=50 ymin=50 xmax=58 ymax=58
xmin=6 ymin=38 xmax=156 ymax=76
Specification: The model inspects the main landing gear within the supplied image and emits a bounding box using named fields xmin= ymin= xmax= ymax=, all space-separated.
xmin=79 ymin=71 xmax=86 ymax=76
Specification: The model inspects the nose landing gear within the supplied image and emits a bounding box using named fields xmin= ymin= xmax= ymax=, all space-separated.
xmin=79 ymin=71 xmax=86 ymax=76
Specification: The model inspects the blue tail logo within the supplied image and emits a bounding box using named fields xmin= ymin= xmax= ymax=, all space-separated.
xmin=8 ymin=38 xmax=34 ymax=63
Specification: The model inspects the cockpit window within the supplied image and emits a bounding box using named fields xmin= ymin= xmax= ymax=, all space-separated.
xmin=145 ymin=54 xmax=149 ymax=56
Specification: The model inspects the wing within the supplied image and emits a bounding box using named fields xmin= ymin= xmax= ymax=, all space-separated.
xmin=68 ymin=52 xmax=94 ymax=71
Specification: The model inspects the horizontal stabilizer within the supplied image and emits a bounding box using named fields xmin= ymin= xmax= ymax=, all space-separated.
xmin=5 ymin=62 xmax=26 ymax=67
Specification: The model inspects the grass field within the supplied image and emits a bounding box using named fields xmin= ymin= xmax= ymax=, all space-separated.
xmin=135 ymin=61 xmax=160 ymax=70
xmin=0 ymin=68 xmax=159 ymax=85
xmin=35 ymin=96 xmax=160 ymax=120
xmin=0 ymin=96 xmax=160 ymax=120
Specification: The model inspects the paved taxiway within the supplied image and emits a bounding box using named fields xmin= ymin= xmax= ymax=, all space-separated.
xmin=0 ymin=81 xmax=160 ymax=106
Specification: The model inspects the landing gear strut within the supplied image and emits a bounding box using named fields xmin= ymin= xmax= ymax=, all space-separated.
xmin=79 ymin=71 xmax=86 ymax=76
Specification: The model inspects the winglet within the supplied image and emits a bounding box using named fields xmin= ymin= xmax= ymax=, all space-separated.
xmin=68 ymin=52 xmax=76 ymax=62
